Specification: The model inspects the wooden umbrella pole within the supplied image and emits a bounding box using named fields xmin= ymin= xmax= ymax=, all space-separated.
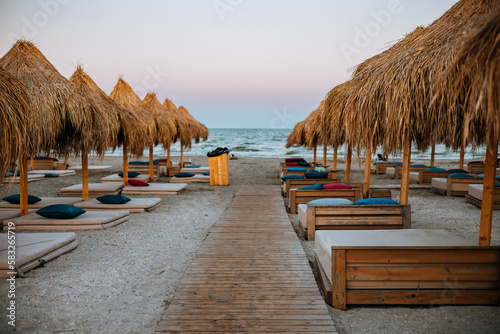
xmin=430 ymin=143 xmax=435 ymax=167
xmin=459 ymin=137 xmax=465 ymax=170
xmin=345 ymin=144 xmax=352 ymax=182
xmin=333 ymin=146 xmax=338 ymax=171
xmin=313 ymin=146 xmax=317 ymax=165
xmin=479 ymin=130 xmax=498 ymax=246
xmin=323 ymin=143 xmax=327 ymax=166
xmin=167 ymin=144 xmax=171 ymax=168
xmin=123 ymin=141 xmax=128 ymax=187
xmin=363 ymin=144 xmax=372 ymax=199
xmin=30 ymin=155 xmax=34 ymax=171
xmin=149 ymin=144 xmax=154 ymax=182
xmin=82 ymin=151 xmax=89 ymax=201
xmin=180 ymin=144 xmax=184 ymax=168
xmin=19 ymin=156 xmax=28 ymax=216
xmin=400 ymin=133 xmax=411 ymax=204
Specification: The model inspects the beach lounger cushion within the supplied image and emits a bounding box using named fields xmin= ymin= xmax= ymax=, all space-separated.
xmin=154 ymin=158 xmax=167 ymax=163
xmin=36 ymin=204 xmax=86 ymax=219
xmin=315 ymin=167 xmax=326 ymax=172
xmin=447 ymin=168 xmax=468 ymax=173
xmin=354 ymin=198 xmax=399 ymax=205
xmin=497 ymin=183 xmax=500 ymax=187
xmin=281 ymin=174 xmax=304 ymax=180
xmin=185 ymin=164 xmax=201 ymax=168
xmin=297 ymin=184 xmax=324 ymax=190
xmin=426 ymin=167 xmax=446 ymax=172
xmin=44 ymin=173 xmax=59 ymax=177
xmin=307 ymin=198 xmax=353 ymax=206
xmin=410 ymin=164 xmax=426 ymax=167
xmin=286 ymin=162 xmax=299 ymax=166
xmin=129 ymin=161 xmax=148 ymax=165
xmin=323 ymin=184 xmax=352 ymax=190
xmin=285 ymin=158 xmax=300 ymax=162
xmin=476 ymin=174 xmax=500 ymax=179
xmin=3 ymin=194 xmax=41 ymax=204
xmin=118 ymin=171 xmax=139 ymax=178
xmin=5 ymin=170 xmax=20 ymax=177
xmin=298 ymin=162 xmax=311 ymax=167
xmin=304 ymin=172 xmax=328 ymax=179
xmin=174 ymin=172 xmax=195 ymax=178
xmin=448 ymin=173 xmax=474 ymax=178
xmin=203 ymin=171 xmax=210 ymax=175
xmin=96 ymin=195 xmax=131 ymax=204
xmin=394 ymin=163 xmax=403 ymax=166
xmin=128 ymin=179 xmax=150 ymax=186
xmin=287 ymin=167 xmax=308 ymax=172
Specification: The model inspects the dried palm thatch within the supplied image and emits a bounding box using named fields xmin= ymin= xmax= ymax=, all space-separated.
xmin=0 ymin=40 xmax=106 ymax=156
xmin=433 ymin=7 xmax=500 ymax=146
xmin=304 ymin=100 xmax=327 ymax=149
xmin=69 ymin=65 xmax=146 ymax=157
xmin=324 ymin=81 xmax=353 ymax=149
xmin=162 ymin=98 xmax=193 ymax=148
xmin=109 ymin=77 xmax=157 ymax=149
xmin=0 ymin=66 xmax=31 ymax=183
xmin=143 ymin=93 xmax=177 ymax=148
xmin=286 ymin=119 xmax=307 ymax=148
xmin=178 ymin=105 xmax=209 ymax=143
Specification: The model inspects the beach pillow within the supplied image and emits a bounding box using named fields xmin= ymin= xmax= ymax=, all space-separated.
xmin=118 ymin=171 xmax=140 ymax=178
xmin=36 ymin=204 xmax=85 ymax=219
xmin=468 ymin=161 xmax=483 ymax=164
xmin=297 ymin=184 xmax=324 ymax=190
xmin=307 ymin=198 xmax=353 ymax=206
xmin=3 ymin=194 xmax=41 ymax=205
xmin=154 ymin=158 xmax=167 ymax=163
xmin=128 ymin=179 xmax=150 ymax=186
xmin=323 ymin=184 xmax=352 ymax=190
xmin=281 ymin=175 xmax=304 ymax=180
xmin=286 ymin=162 xmax=299 ymax=166
xmin=410 ymin=164 xmax=427 ymax=167
xmin=148 ymin=161 xmax=160 ymax=165
xmin=44 ymin=173 xmax=59 ymax=178
xmin=476 ymin=174 xmax=500 ymax=179
xmin=129 ymin=161 xmax=147 ymax=165
xmin=298 ymin=162 xmax=311 ymax=167
xmin=203 ymin=171 xmax=210 ymax=176
xmin=496 ymin=183 xmax=500 ymax=187
xmin=447 ymin=169 xmax=468 ymax=173
xmin=304 ymin=172 xmax=328 ymax=179
xmin=287 ymin=167 xmax=307 ymax=172
xmin=426 ymin=167 xmax=446 ymax=172
xmin=285 ymin=158 xmax=300 ymax=163
xmin=354 ymin=198 xmax=400 ymax=205
xmin=186 ymin=164 xmax=201 ymax=168
xmin=447 ymin=173 xmax=474 ymax=178
xmin=96 ymin=195 xmax=131 ymax=204
xmin=315 ymin=167 xmax=326 ymax=172
xmin=6 ymin=170 xmax=20 ymax=177
xmin=394 ymin=163 xmax=403 ymax=167
xmin=174 ymin=172 xmax=195 ymax=178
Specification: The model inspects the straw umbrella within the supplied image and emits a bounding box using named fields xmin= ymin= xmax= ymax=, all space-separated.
xmin=433 ymin=7 xmax=500 ymax=245
xmin=162 ymin=98 xmax=192 ymax=170
xmin=0 ymin=67 xmax=31 ymax=185
xmin=110 ymin=78 xmax=156 ymax=184
xmin=176 ymin=105 xmax=209 ymax=167
xmin=305 ymin=101 xmax=329 ymax=166
xmin=69 ymin=65 xmax=147 ymax=194
xmin=0 ymin=41 xmax=102 ymax=214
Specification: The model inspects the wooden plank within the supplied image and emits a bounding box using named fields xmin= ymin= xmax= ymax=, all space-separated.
xmin=479 ymin=129 xmax=498 ymax=245
xmin=347 ymin=290 xmax=498 ymax=305
xmin=332 ymin=249 xmax=346 ymax=310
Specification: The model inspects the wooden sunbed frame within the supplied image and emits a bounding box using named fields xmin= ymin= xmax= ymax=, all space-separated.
xmin=465 ymin=186 xmax=500 ymax=210
xmin=305 ymin=204 xmax=411 ymax=241
xmin=390 ymin=166 xmax=431 ymax=179
xmin=32 ymin=158 xmax=55 ymax=170
xmin=431 ymin=178 xmax=484 ymax=196
xmin=281 ymin=170 xmax=335 ymax=179
xmin=288 ymin=185 xmax=362 ymax=214
xmin=282 ymin=178 xmax=341 ymax=198
xmin=370 ymin=162 xmax=398 ymax=174
xmin=128 ymin=164 xmax=160 ymax=178
xmin=467 ymin=161 xmax=499 ymax=175
xmin=415 ymin=171 xmax=458 ymax=184
xmin=317 ymin=246 xmax=500 ymax=309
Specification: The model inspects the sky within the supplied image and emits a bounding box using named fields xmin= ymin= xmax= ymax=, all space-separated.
xmin=0 ymin=0 xmax=458 ymax=128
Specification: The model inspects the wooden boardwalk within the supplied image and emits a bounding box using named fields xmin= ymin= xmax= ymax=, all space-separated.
xmin=156 ymin=185 xmax=337 ymax=333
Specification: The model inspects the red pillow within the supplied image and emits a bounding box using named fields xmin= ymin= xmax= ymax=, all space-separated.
xmin=128 ymin=179 xmax=149 ymax=187
xmin=285 ymin=158 xmax=300 ymax=162
xmin=286 ymin=162 xmax=299 ymax=166
xmin=324 ymin=184 xmax=352 ymax=190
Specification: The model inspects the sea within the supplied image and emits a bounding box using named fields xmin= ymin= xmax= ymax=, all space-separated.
xmin=103 ymin=128 xmax=488 ymax=160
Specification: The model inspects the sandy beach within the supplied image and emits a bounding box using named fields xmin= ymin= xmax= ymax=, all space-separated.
xmin=0 ymin=155 xmax=499 ymax=334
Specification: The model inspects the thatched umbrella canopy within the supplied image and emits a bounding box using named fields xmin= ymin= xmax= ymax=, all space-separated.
xmin=163 ymin=98 xmax=193 ymax=147
xmin=286 ymin=119 xmax=308 ymax=149
xmin=143 ymin=93 xmax=177 ymax=148
xmin=0 ymin=66 xmax=31 ymax=184
xmin=304 ymin=100 xmax=326 ymax=149
xmin=178 ymin=106 xmax=209 ymax=143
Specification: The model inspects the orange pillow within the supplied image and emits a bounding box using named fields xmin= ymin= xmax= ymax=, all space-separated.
xmin=128 ymin=179 xmax=149 ymax=187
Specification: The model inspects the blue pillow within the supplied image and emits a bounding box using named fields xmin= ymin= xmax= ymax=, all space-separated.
xmin=297 ymin=184 xmax=324 ymax=190
xmin=426 ymin=168 xmax=446 ymax=172
xmin=394 ymin=163 xmax=403 ymax=167
xmin=354 ymin=198 xmax=400 ymax=205
xmin=174 ymin=172 xmax=195 ymax=178
xmin=410 ymin=164 xmax=426 ymax=167
xmin=148 ymin=161 xmax=160 ymax=165
xmin=118 ymin=171 xmax=140 ymax=178
xmin=281 ymin=175 xmax=304 ymax=180
xmin=36 ymin=204 xmax=85 ymax=219
xmin=447 ymin=169 xmax=467 ymax=173
xmin=304 ymin=172 xmax=328 ymax=179
xmin=186 ymin=164 xmax=201 ymax=168
xmin=476 ymin=174 xmax=500 ymax=179
xmin=298 ymin=162 xmax=311 ymax=167
xmin=307 ymin=198 xmax=353 ymax=206
xmin=96 ymin=195 xmax=131 ymax=204
xmin=448 ymin=173 xmax=474 ymax=178
xmin=315 ymin=167 xmax=326 ymax=172
xmin=3 ymin=194 xmax=41 ymax=204
xmin=287 ymin=167 xmax=307 ymax=172
xmin=6 ymin=170 xmax=20 ymax=177
xmin=129 ymin=161 xmax=147 ymax=165
xmin=496 ymin=183 xmax=500 ymax=187
xmin=203 ymin=171 xmax=210 ymax=176
xmin=44 ymin=173 xmax=59 ymax=178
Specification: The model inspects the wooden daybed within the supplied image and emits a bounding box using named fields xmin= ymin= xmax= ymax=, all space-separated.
xmin=386 ymin=165 xmax=432 ymax=179
xmin=465 ymin=184 xmax=500 ymax=210
xmin=410 ymin=170 xmax=458 ymax=184
xmin=431 ymin=177 xmax=484 ymax=196
xmin=298 ymin=203 xmax=411 ymax=240
xmin=282 ymin=178 xmax=341 ymax=198
xmin=288 ymin=184 xmax=362 ymax=214
xmin=127 ymin=164 xmax=161 ymax=178
xmin=315 ymin=229 xmax=500 ymax=309
xmin=370 ymin=162 xmax=401 ymax=175
xmin=30 ymin=157 xmax=56 ymax=170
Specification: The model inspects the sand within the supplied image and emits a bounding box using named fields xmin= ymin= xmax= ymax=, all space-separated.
xmin=0 ymin=155 xmax=499 ymax=333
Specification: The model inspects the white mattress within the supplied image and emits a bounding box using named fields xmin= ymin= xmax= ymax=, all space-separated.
xmin=0 ymin=211 xmax=21 ymax=221
xmin=74 ymin=198 xmax=162 ymax=213
xmin=60 ymin=182 xmax=123 ymax=195
xmin=431 ymin=177 xmax=447 ymax=190
xmin=468 ymin=184 xmax=484 ymax=200
xmin=3 ymin=174 xmax=45 ymax=183
xmin=170 ymin=175 xmax=210 ymax=183
xmin=69 ymin=165 xmax=113 ymax=172
xmin=100 ymin=173 xmax=150 ymax=183
xmin=298 ymin=204 xmax=307 ymax=226
xmin=385 ymin=167 xmax=396 ymax=176
xmin=0 ymin=232 xmax=77 ymax=277
xmin=122 ymin=183 xmax=187 ymax=195
xmin=315 ymin=229 xmax=474 ymax=284
xmin=409 ymin=172 xmax=419 ymax=183
xmin=0 ymin=197 xmax=82 ymax=210
xmin=28 ymin=170 xmax=76 ymax=176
